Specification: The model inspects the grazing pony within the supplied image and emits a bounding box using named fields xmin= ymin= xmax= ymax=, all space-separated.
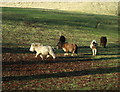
xmin=57 ymin=42 xmax=78 ymax=56
xmin=30 ymin=43 xmax=55 ymax=60
xmin=90 ymin=40 xmax=98 ymax=56
xmin=100 ymin=36 xmax=107 ymax=48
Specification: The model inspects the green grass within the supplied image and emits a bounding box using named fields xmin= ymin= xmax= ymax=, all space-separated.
xmin=2 ymin=7 xmax=119 ymax=48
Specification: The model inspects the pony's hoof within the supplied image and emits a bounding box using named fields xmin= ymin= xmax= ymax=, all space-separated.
xmin=64 ymin=53 xmax=68 ymax=56
xmin=71 ymin=54 xmax=74 ymax=56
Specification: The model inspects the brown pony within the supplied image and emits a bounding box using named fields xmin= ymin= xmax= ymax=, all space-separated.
xmin=57 ymin=42 xmax=78 ymax=56
xmin=100 ymin=36 xmax=107 ymax=48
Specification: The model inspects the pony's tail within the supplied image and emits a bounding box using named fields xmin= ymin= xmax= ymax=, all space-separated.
xmin=75 ymin=45 xmax=78 ymax=54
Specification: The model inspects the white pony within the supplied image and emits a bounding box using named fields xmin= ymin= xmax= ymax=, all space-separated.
xmin=30 ymin=43 xmax=56 ymax=60
xmin=90 ymin=40 xmax=98 ymax=56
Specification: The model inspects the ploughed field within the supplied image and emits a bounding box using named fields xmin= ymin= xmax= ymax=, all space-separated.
xmin=2 ymin=7 xmax=120 ymax=90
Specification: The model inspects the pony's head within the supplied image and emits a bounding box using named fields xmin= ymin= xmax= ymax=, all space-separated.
xmin=29 ymin=43 xmax=41 ymax=52
xmin=90 ymin=40 xmax=98 ymax=49
xmin=59 ymin=35 xmax=66 ymax=43
xmin=91 ymin=40 xmax=97 ymax=44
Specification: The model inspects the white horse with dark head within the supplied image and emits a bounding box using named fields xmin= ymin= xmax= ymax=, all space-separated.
xmin=90 ymin=40 xmax=98 ymax=56
xmin=30 ymin=43 xmax=55 ymax=60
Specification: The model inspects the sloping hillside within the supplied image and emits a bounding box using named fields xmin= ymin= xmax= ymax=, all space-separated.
xmin=2 ymin=7 xmax=118 ymax=47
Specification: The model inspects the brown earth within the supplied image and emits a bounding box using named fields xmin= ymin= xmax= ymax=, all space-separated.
xmin=2 ymin=52 xmax=120 ymax=90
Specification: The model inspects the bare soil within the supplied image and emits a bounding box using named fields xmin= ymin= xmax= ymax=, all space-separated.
xmin=2 ymin=52 xmax=120 ymax=90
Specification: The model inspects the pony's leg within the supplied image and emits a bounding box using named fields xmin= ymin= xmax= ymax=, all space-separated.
xmin=92 ymin=49 xmax=94 ymax=56
xmin=52 ymin=55 xmax=56 ymax=59
xmin=71 ymin=54 xmax=74 ymax=56
xmin=71 ymin=52 xmax=75 ymax=56
xmin=71 ymin=50 xmax=78 ymax=56
xmin=40 ymin=55 xmax=43 ymax=60
xmin=51 ymin=54 xmax=56 ymax=59
xmin=71 ymin=50 xmax=77 ymax=56
xmin=46 ymin=55 xmax=50 ymax=58
xmin=63 ymin=48 xmax=68 ymax=56
xmin=49 ymin=51 xmax=56 ymax=59
xmin=35 ymin=52 xmax=39 ymax=58
xmin=71 ymin=50 xmax=74 ymax=56
xmin=95 ymin=49 xmax=97 ymax=55
xmin=93 ymin=49 xmax=97 ymax=56
xmin=94 ymin=49 xmax=96 ymax=55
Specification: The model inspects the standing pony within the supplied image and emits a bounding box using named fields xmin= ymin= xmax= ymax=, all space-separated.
xmin=90 ymin=40 xmax=98 ymax=56
xmin=57 ymin=42 xmax=78 ymax=56
xmin=100 ymin=36 xmax=107 ymax=48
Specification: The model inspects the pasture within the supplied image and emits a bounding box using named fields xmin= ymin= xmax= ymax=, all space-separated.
xmin=2 ymin=7 xmax=120 ymax=90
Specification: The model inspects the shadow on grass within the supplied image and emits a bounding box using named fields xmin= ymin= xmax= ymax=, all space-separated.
xmin=2 ymin=44 xmax=120 ymax=54
xmin=2 ymin=56 xmax=120 ymax=66
xmin=3 ymin=66 xmax=120 ymax=81
xmin=2 ymin=7 xmax=117 ymax=30
xmin=2 ymin=7 xmax=93 ymax=28
xmin=98 ymin=53 xmax=120 ymax=55
xmin=2 ymin=47 xmax=30 ymax=54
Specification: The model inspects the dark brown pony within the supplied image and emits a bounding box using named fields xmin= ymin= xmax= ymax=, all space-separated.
xmin=100 ymin=36 xmax=107 ymax=48
xmin=57 ymin=42 xmax=78 ymax=56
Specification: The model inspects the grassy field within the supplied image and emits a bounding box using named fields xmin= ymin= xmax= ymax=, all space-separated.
xmin=2 ymin=7 xmax=119 ymax=47
xmin=2 ymin=7 xmax=120 ymax=90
